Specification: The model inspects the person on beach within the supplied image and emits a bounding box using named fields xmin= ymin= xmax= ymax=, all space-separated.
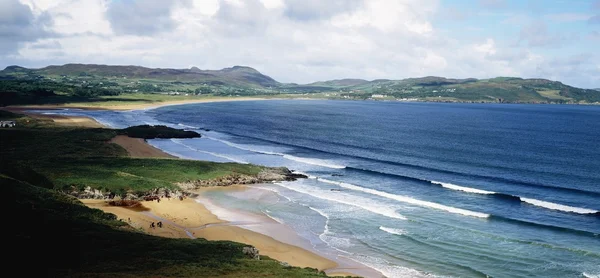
xmin=157 ymin=221 xmax=162 ymax=228
xmin=150 ymin=222 xmax=155 ymax=229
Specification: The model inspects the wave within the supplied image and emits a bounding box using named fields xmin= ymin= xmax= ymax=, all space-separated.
xmin=203 ymin=130 xmax=600 ymax=197
xmin=431 ymin=181 xmax=495 ymax=195
xmin=170 ymin=139 xmax=248 ymax=164
xmin=583 ymin=273 xmax=600 ymax=278
xmin=431 ymin=181 xmax=599 ymax=215
xmin=203 ymin=135 xmax=284 ymax=155
xmin=274 ymin=182 xmax=407 ymax=220
xmin=346 ymin=166 xmax=600 ymax=198
xmin=489 ymin=215 xmax=599 ymax=237
xmin=316 ymin=178 xmax=489 ymax=218
xmin=520 ymin=198 xmax=598 ymax=214
xmin=262 ymin=209 xmax=285 ymax=224
xmin=177 ymin=123 xmax=200 ymax=129
xmin=379 ymin=226 xmax=407 ymax=236
xmin=282 ymin=154 xmax=346 ymax=169
xmin=204 ymin=135 xmax=346 ymax=169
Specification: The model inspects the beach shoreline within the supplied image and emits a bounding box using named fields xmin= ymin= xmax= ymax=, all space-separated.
xmin=5 ymin=96 xmax=273 ymax=112
xmin=10 ymin=101 xmax=382 ymax=277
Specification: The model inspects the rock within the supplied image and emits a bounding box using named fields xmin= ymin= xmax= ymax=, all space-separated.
xmin=257 ymin=167 xmax=308 ymax=182
xmin=279 ymin=261 xmax=290 ymax=267
xmin=242 ymin=246 xmax=260 ymax=260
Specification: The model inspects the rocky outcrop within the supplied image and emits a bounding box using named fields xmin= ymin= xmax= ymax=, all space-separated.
xmin=176 ymin=168 xmax=308 ymax=190
xmin=257 ymin=167 xmax=308 ymax=181
xmin=65 ymin=186 xmax=188 ymax=201
xmin=66 ymin=167 xmax=306 ymax=199
xmin=242 ymin=246 xmax=260 ymax=260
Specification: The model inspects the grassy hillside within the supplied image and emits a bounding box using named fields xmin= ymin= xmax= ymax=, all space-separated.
xmin=7 ymin=175 xmax=329 ymax=277
xmin=1 ymin=64 xmax=598 ymax=105
xmin=2 ymin=113 xmax=334 ymax=277
xmin=0 ymin=120 xmax=262 ymax=195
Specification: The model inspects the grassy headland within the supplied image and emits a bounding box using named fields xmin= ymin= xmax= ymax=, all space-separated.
xmin=1 ymin=112 xmax=343 ymax=277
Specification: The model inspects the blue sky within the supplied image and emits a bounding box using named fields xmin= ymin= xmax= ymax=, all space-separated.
xmin=1 ymin=0 xmax=599 ymax=88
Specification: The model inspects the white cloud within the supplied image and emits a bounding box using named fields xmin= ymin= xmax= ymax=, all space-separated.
xmin=2 ymin=0 xmax=599 ymax=88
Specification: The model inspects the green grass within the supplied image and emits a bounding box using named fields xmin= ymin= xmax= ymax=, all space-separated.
xmin=1 ymin=113 xmax=346 ymax=277
xmin=537 ymin=90 xmax=571 ymax=100
xmin=6 ymin=175 xmax=330 ymax=277
xmin=0 ymin=117 xmax=262 ymax=195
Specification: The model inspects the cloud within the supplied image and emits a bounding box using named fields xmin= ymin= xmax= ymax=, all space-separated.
xmin=283 ymin=0 xmax=362 ymax=21
xmin=545 ymin=13 xmax=593 ymax=23
xmin=518 ymin=21 xmax=574 ymax=48
xmin=2 ymin=0 xmax=599 ymax=88
xmin=106 ymin=0 xmax=178 ymax=36
xmin=0 ymin=0 xmax=51 ymax=55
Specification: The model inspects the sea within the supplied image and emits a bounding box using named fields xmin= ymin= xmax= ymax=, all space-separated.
xmin=37 ymin=100 xmax=600 ymax=278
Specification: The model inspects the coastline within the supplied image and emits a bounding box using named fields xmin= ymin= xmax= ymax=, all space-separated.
xmin=6 ymin=96 xmax=273 ymax=112
xmin=12 ymin=101 xmax=381 ymax=278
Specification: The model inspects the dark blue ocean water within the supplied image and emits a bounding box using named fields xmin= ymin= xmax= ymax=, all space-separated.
xmin=40 ymin=100 xmax=600 ymax=277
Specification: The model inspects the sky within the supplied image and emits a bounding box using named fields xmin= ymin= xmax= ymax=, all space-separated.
xmin=1 ymin=0 xmax=599 ymax=88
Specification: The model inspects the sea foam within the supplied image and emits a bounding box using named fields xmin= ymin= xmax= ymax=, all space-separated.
xmin=203 ymin=135 xmax=346 ymax=169
xmin=520 ymin=198 xmax=598 ymax=214
xmin=317 ymin=178 xmax=490 ymax=218
xmin=275 ymin=182 xmax=407 ymax=220
xmin=170 ymin=139 xmax=248 ymax=164
xmin=431 ymin=181 xmax=598 ymax=215
xmin=431 ymin=181 xmax=495 ymax=194
xmin=379 ymin=226 xmax=407 ymax=236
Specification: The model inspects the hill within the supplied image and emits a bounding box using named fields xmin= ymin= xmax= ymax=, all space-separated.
xmin=2 ymin=113 xmax=333 ymax=277
xmin=1 ymin=63 xmax=599 ymax=104
xmin=1 ymin=63 xmax=279 ymax=88
xmin=294 ymin=76 xmax=600 ymax=104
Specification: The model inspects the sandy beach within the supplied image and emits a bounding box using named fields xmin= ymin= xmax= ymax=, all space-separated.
xmin=9 ymin=101 xmax=375 ymax=277
xmin=8 ymin=96 xmax=271 ymax=111
xmin=82 ymin=197 xmax=340 ymax=272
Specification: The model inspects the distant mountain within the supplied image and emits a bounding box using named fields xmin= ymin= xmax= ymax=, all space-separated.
xmin=1 ymin=64 xmax=598 ymax=104
xmin=290 ymin=76 xmax=600 ymax=103
xmin=308 ymin=79 xmax=370 ymax=87
xmin=0 ymin=64 xmax=279 ymax=88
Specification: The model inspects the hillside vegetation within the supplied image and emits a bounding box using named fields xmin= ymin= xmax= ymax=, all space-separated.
xmin=1 ymin=64 xmax=598 ymax=105
xmin=2 ymin=113 xmax=333 ymax=277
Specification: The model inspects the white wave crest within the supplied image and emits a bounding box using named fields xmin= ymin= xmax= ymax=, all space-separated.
xmin=292 ymin=171 xmax=318 ymax=179
xmin=431 ymin=181 xmax=496 ymax=194
xmin=431 ymin=181 xmax=598 ymax=215
xmin=203 ymin=136 xmax=283 ymax=155
xmin=379 ymin=226 xmax=407 ymax=236
xmin=177 ymin=123 xmax=200 ymax=129
xmin=583 ymin=273 xmax=600 ymax=278
xmin=318 ymin=178 xmax=489 ymax=218
xmin=282 ymin=155 xmax=346 ymax=169
xmin=275 ymin=182 xmax=407 ymax=220
xmin=520 ymin=198 xmax=598 ymax=214
xmin=203 ymin=136 xmax=345 ymax=168
xmin=170 ymin=139 xmax=248 ymax=164
xmin=308 ymin=206 xmax=330 ymax=220
xmin=262 ymin=210 xmax=285 ymax=224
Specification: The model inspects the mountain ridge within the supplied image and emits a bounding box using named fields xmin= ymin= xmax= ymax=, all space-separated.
xmin=1 ymin=63 xmax=598 ymax=104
